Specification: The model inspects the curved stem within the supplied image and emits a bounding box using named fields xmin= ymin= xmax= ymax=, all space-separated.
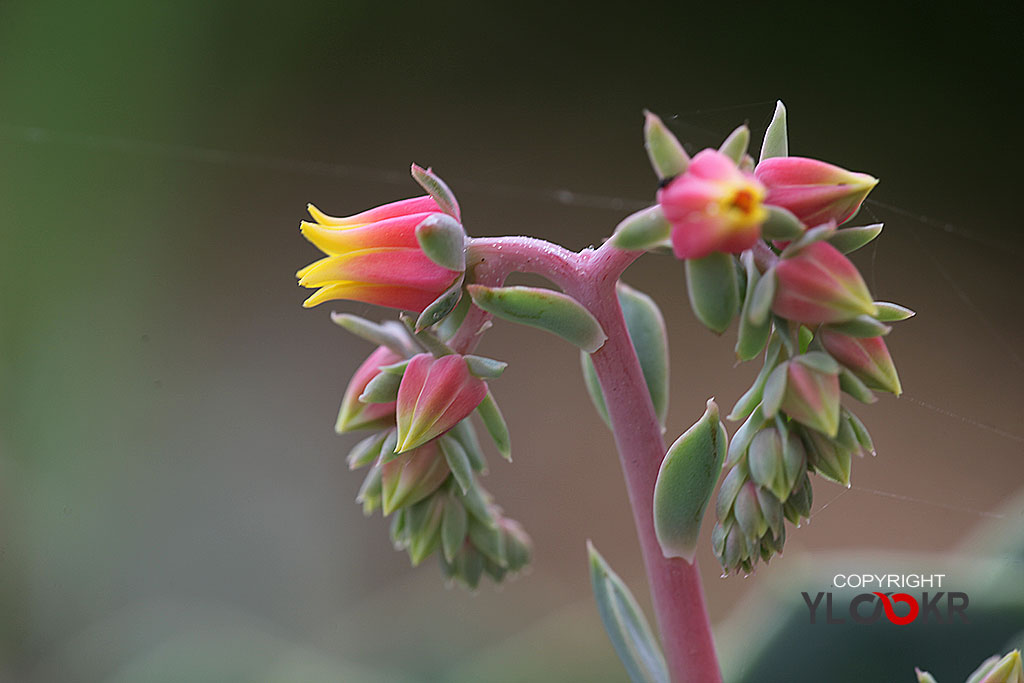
xmin=455 ymin=234 xmax=722 ymax=683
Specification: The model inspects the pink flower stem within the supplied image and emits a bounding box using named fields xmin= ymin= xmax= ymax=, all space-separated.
xmin=460 ymin=236 xmax=723 ymax=683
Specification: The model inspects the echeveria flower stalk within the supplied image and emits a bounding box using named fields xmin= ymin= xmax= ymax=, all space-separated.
xmin=297 ymin=196 xmax=462 ymax=310
xmin=755 ymin=156 xmax=878 ymax=226
xmin=772 ymin=241 xmax=877 ymax=324
xmin=657 ymin=149 xmax=767 ymax=259
xmin=395 ymin=353 xmax=488 ymax=453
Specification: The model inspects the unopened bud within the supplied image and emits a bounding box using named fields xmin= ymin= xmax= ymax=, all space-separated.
xmin=395 ymin=353 xmax=488 ymax=453
xmin=773 ymin=241 xmax=876 ymax=324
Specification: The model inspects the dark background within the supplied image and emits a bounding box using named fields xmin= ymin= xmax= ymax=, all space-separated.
xmin=1 ymin=2 xmax=1022 ymax=681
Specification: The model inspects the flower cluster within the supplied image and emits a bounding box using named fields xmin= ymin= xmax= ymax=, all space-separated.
xmin=632 ymin=104 xmax=911 ymax=574
xmin=299 ymin=172 xmax=531 ymax=587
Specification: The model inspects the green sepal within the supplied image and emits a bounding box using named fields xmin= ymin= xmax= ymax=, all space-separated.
xmin=794 ymin=351 xmax=840 ymax=374
xmin=747 ymin=266 xmax=776 ymax=327
xmin=685 ymin=252 xmax=740 ymax=334
xmin=874 ymin=301 xmax=916 ymax=322
xmin=839 ymin=367 xmax=878 ymax=404
xmin=377 ymin=429 xmax=400 ymax=465
xmin=716 ymin=464 xmax=747 ymax=520
xmin=587 ymin=541 xmax=670 ymax=683
xmin=415 ymin=276 xmax=464 ymax=332
xmin=346 ymin=431 xmax=388 ymax=470
xmin=436 ymin=289 xmax=472 ymax=341
xmin=760 ymin=362 xmax=789 ymax=419
xmin=359 ymin=369 xmax=402 ymax=403
xmin=827 ymin=315 xmax=892 ymax=338
xmin=914 ymin=669 xmax=938 ymax=683
xmin=654 ymin=399 xmax=728 ymax=562
xmin=759 ymin=100 xmax=788 ymax=162
xmin=467 ymin=284 xmax=607 ymax=353
xmin=464 ymin=354 xmax=507 ymax=379
xmin=719 ymin=124 xmax=751 ymax=164
xmin=844 ymin=408 xmax=876 ymax=455
xmin=415 ymin=213 xmax=466 ymax=271
xmin=458 ymin=483 xmax=497 ymax=529
xmin=610 ymin=205 xmax=672 ymax=251
xmin=411 ymin=163 xmax=460 ymax=219
xmin=781 ymin=223 xmax=836 ymax=258
xmin=330 ymin=313 xmax=414 ymax=357
xmin=405 ymin=496 xmax=444 ymax=566
xmin=726 ymin=404 xmax=767 ymax=468
xmin=468 ymin=518 xmax=507 ymax=567
xmin=476 ymin=390 xmax=511 ymax=461
xmin=761 ymin=205 xmax=805 ymax=241
xmin=448 ymin=418 xmax=487 ymax=473
xmin=356 ymin=460 xmax=383 ymax=516
xmin=729 ymin=335 xmax=782 ymax=421
xmin=441 ymin=495 xmax=468 ymax=563
xmin=828 ymin=223 xmax=883 ymax=254
xmin=439 ymin=435 xmax=473 ymax=495
xmin=736 ymin=252 xmax=774 ymax=360
xmin=644 ymin=110 xmax=689 ymax=178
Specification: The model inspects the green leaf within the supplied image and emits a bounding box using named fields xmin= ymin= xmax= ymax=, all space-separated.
xmin=644 ymin=110 xmax=689 ymax=178
xmin=828 ymin=223 xmax=883 ymax=254
xmin=653 ymin=400 xmax=728 ymax=562
xmin=611 ymin=205 xmax=672 ymax=251
xmin=415 ymin=213 xmax=466 ymax=271
xmin=760 ymin=100 xmax=788 ymax=162
xmin=719 ymin=125 xmax=751 ymax=164
xmin=685 ymin=252 xmax=740 ymax=334
xmin=736 ymin=253 xmax=774 ymax=360
xmin=580 ymin=351 xmax=611 ymax=428
xmin=838 ymin=367 xmax=878 ymax=404
xmin=618 ymin=282 xmax=670 ymax=427
xmin=587 ymin=541 xmax=670 ymax=683
xmin=467 ymin=284 xmax=607 ymax=353
xmin=476 ymin=390 xmax=511 ymax=461
xmin=760 ymin=362 xmax=789 ymax=418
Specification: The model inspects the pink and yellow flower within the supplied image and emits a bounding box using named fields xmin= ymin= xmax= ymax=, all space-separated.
xmin=395 ymin=353 xmax=488 ymax=453
xmin=657 ymin=149 xmax=768 ymax=260
xmin=755 ymin=157 xmax=877 ymax=227
xmin=772 ymin=242 xmax=876 ymax=324
xmin=336 ymin=345 xmax=404 ymax=433
xmin=297 ymin=196 xmax=462 ymax=310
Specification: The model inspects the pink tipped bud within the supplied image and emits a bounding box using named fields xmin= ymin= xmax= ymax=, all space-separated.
xmin=781 ymin=359 xmax=841 ymax=436
xmin=337 ymin=346 xmax=404 ymax=433
xmin=380 ymin=439 xmax=450 ymax=514
xmin=820 ymin=329 xmax=902 ymax=395
xmin=395 ymin=354 xmax=488 ymax=453
xmin=755 ymin=156 xmax=878 ymax=226
xmin=773 ymin=242 xmax=876 ymax=324
xmin=657 ymin=149 xmax=767 ymax=260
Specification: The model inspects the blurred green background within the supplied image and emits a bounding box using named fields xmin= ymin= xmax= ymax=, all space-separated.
xmin=1 ymin=2 xmax=1022 ymax=681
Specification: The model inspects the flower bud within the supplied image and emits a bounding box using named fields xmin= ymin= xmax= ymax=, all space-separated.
xmin=820 ymin=329 xmax=902 ymax=395
xmin=336 ymin=346 xmax=404 ymax=433
xmin=395 ymin=354 xmax=488 ymax=453
xmin=781 ymin=357 xmax=841 ymax=436
xmin=755 ymin=156 xmax=878 ymax=226
xmin=972 ymin=650 xmax=1023 ymax=683
xmin=773 ymin=241 xmax=876 ymax=324
xmin=801 ymin=427 xmax=852 ymax=486
xmin=657 ymin=149 xmax=767 ymax=260
xmin=380 ymin=439 xmax=451 ymax=514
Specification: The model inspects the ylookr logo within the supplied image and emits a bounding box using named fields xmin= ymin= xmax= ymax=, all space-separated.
xmin=802 ymin=573 xmax=970 ymax=626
